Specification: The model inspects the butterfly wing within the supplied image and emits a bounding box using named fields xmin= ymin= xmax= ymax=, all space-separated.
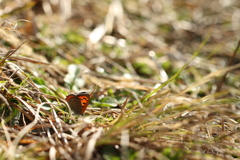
xmin=66 ymin=94 xmax=83 ymax=114
xmin=77 ymin=93 xmax=90 ymax=114
xmin=65 ymin=92 xmax=90 ymax=115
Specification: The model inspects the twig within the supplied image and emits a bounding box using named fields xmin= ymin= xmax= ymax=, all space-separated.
xmin=0 ymin=41 xmax=28 ymax=66
xmin=216 ymin=39 xmax=240 ymax=92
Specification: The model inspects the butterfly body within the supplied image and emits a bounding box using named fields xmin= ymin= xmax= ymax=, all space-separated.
xmin=65 ymin=92 xmax=90 ymax=115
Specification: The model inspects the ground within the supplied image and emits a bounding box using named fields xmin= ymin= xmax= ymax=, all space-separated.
xmin=0 ymin=0 xmax=240 ymax=160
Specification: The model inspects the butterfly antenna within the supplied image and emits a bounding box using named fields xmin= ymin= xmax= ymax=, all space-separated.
xmin=90 ymin=85 xmax=97 ymax=97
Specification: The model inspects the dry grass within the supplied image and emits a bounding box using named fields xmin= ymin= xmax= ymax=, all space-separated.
xmin=0 ymin=0 xmax=240 ymax=160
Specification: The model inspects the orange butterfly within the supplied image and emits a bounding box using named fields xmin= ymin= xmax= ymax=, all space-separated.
xmin=65 ymin=88 xmax=95 ymax=115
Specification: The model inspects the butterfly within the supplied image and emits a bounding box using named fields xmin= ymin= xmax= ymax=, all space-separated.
xmin=65 ymin=88 xmax=95 ymax=115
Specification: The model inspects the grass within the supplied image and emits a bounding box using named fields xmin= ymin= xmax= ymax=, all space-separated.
xmin=0 ymin=0 xmax=240 ymax=160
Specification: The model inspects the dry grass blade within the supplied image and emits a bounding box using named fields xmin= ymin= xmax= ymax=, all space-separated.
xmin=8 ymin=56 xmax=49 ymax=65
xmin=216 ymin=39 xmax=240 ymax=92
xmin=5 ymin=102 xmax=41 ymax=160
xmin=84 ymin=127 xmax=103 ymax=160
xmin=0 ymin=41 xmax=27 ymax=66
xmin=0 ymin=93 xmax=12 ymax=112
xmin=180 ymin=63 xmax=240 ymax=95
xmin=84 ymin=74 xmax=152 ymax=90
xmin=109 ymin=97 xmax=129 ymax=125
